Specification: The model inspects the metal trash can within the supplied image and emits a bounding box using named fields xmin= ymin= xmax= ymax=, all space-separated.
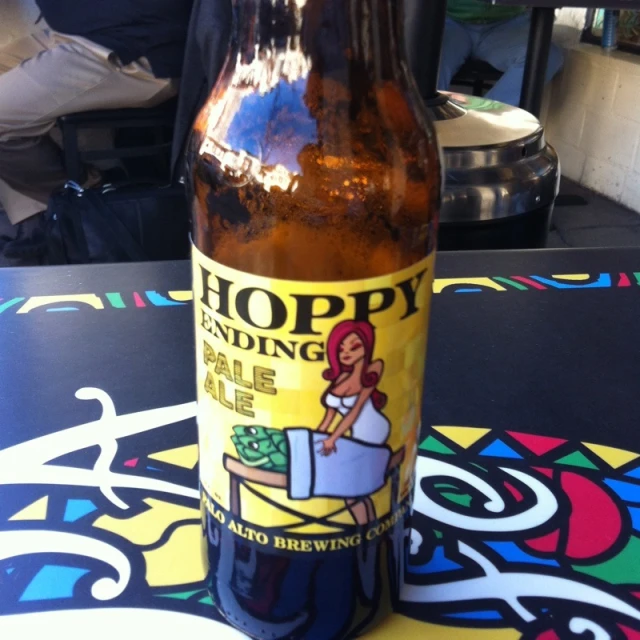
xmin=403 ymin=0 xmax=560 ymax=251
xmin=434 ymin=93 xmax=560 ymax=251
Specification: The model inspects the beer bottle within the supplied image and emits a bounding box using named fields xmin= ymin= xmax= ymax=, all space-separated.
xmin=189 ymin=0 xmax=440 ymax=638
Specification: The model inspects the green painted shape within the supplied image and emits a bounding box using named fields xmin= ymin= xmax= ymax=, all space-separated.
xmin=554 ymin=450 xmax=599 ymax=470
xmin=574 ymin=536 xmax=640 ymax=584
xmin=419 ymin=435 xmax=455 ymax=456
xmin=435 ymin=483 xmax=458 ymax=490
xmin=199 ymin=595 xmax=215 ymax=606
xmin=634 ymin=273 xmax=640 ymax=286
xmin=442 ymin=492 xmax=472 ymax=508
xmin=434 ymin=530 xmax=443 ymax=539
xmin=471 ymin=463 xmax=488 ymax=472
xmin=157 ymin=589 xmax=203 ymax=601
xmin=106 ymin=293 xmax=126 ymax=309
xmin=493 ymin=276 xmax=528 ymax=291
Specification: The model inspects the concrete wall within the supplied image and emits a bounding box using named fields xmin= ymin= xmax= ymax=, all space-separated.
xmin=544 ymin=44 xmax=640 ymax=212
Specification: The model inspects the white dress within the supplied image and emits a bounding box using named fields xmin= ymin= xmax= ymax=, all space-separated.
xmin=325 ymin=392 xmax=390 ymax=445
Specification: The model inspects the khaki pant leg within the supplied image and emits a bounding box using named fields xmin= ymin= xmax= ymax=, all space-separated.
xmin=0 ymin=30 xmax=175 ymax=224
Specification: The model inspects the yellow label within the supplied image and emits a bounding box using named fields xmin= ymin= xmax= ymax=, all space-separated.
xmin=193 ymin=245 xmax=435 ymax=553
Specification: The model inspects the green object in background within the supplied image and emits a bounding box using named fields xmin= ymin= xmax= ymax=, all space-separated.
xmin=619 ymin=10 xmax=640 ymax=43
xmin=447 ymin=0 xmax=526 ymax=24
xmin=231 ymin=425 xmax=289 ymax=473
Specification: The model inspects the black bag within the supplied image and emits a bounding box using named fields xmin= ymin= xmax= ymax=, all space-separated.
xmin=44 ymin=181 xmax=191 ymax=265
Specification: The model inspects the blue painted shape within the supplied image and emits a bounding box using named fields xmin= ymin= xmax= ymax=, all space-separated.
xmin=625 ymin=466 xmax=640 ymax=480
xmin=20 ymin=566 xmax=89 ymax=601
xmin=445 ymin=610 xmax=502 ymax=620
xmin=605 ymin=478 xmax=640 ymax=502
xmin=0 ymin=298 xmax=25 ymax=314
xmin=64 ymin=499 xmax=97 ymax=522
xmin=454 ymin=288 xmax=483 ymax=293
xmin=145 ymin=291 xmax=186 ymax=307
xmin=407 ymin=546 xmax=462 ymax=575
xmin=628 ymin=507 xmax=640 ymax=531
xmin=46 ymin=307 xmax=79 ymax=312
xmin=485 ymin=541 xmax=559 ymax=567
xmin=479 ymin=439 xmax=523 ymax=459
xmin=6 ymin=568 xmax=14 ymax=574
xmin=147 ymin=466 xmax=163 ymax=472
xmin=530 ymin=274 xmax=612 ymax=289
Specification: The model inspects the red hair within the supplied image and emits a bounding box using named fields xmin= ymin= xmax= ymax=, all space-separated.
xmin=323 ymin=320 xmax=387 ymax=410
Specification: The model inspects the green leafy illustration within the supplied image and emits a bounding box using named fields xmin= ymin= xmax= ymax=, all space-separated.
xmin=231 ymin=426 xmax=289 ymax=473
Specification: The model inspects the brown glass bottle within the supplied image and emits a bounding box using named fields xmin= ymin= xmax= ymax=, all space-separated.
xmin=189 ymin=1 xmax=440 ymax=638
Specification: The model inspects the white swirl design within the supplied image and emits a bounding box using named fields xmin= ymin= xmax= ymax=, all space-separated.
xmin=413 ymin=456 xmax=558 ymax=532
xmin=0 ymin=530 xmax=131 ymax=601
xmin=569 ymin=617 xmax=611 ymax=640
xmin=401 ymin=539 xmax=640 ymax=626
xmin=0 ymin=388 xmax=199 ymax=509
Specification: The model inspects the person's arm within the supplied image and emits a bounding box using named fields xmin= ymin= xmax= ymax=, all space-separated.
xmin=317 ymin=407 xmax=337 ymax=432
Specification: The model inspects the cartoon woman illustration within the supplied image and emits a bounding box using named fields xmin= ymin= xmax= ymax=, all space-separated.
xmin=316 ymin=320 xmax=390 ymax=524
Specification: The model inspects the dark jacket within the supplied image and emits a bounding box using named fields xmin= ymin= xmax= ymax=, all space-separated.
xmin=36 ymin=0 xmax=195 ymax=78
xmin=170 ymin=0 xmax=232 ymax=180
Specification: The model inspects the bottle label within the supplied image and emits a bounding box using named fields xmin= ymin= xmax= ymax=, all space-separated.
xmin=193 ymin=244 xmax=435 ymax=553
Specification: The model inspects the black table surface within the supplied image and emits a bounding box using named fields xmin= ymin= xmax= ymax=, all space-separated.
xmin=2 ymin=248 xmax=640 ymax=639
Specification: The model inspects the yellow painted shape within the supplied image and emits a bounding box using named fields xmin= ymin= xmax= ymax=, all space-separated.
xmin=584 ymin=442 xmax=640 ymax=469
xmin=149 ymin=444 xmax=199 ymax=469
xmin=433 ymin=278 xmax=506 ymax=294
xmin=94 ymin=499 xmax=199 ymax=545
xmin=285 ymin=523 xmax=345 ymax=535
xmin=9 ymin=496 xmax=48 ymax=521
xmin=329 ymin=511 xmax=359 ymax=525
xmin=433 ymin=426 xmax=491 ymax=449
xmin=551 ymin=274 xmax=590 ymax=280
xmin=241 ymin=485 xmax=304 ymax=528
xmin=169 ymin=291 xmax=193 ymax=302
xmin=143 ymin=524 xmax=206 ymax=587
xmin=17 ymin=294 xmax=104 ymax=314
xmin=243 ymin=482 xmax=392 ymax=530
xmin=364 ymin=615 xmax=519 ymax=640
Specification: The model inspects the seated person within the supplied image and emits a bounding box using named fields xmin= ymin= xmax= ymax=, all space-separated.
xmin=438 ymin=0 xmax=564 ymax=108
xmin=0 ymin=0 xmax=194 ymax=258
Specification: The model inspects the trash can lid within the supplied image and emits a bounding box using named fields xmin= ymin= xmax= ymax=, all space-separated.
xmin=434 ymin=93 xmax=543 ymax=150
xmin=431 ymin=93 xmax=560 ymax=223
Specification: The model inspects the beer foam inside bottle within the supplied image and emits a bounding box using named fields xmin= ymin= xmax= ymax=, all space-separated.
xmin=189 ymin=0 xmax=440 ymax=638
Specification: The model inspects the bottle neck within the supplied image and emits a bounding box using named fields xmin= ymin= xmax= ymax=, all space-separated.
xmin=230 ymin=0 xmax=407 ymax=84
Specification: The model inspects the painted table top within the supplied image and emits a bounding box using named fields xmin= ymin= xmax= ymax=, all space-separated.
xmin=2 ymin=248 xmax=640 ymax=640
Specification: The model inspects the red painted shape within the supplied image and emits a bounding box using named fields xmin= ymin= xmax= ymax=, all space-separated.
xmin=620 ymin=624 xmax=640 ymax=640
xmin=511 ymin=276 xmax=547 ymax=290
xmin=532 ymin=467 xmax=554 ymax=478
xmin=133 ymin=293 xmax=146 ymax=308
xmin=619 ymin=273 xmax=632 ymax=287
xmin=507 ymin=432 xmax=567 ymax=456
xmin=504 ymin=481 xmax=524 ymax=502
xmin=535 ymin=630 xmax=561 ymax=640
xmin=525 ymin=529 xmax=560 ymax=553
xmin=561 ymin=471 xmax=622 ymax=559
xmin=124 ymin=458 xmax=139 ymax=468
xmin=631 ymin=591 xmax=640 ymax=600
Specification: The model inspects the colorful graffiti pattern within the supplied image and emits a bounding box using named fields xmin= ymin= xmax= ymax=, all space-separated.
xmin=405 ymin=427 xmax=640 ymax=639
xmin=0 ymin=272 xmax=639 ymax=316
xmin=3 ymin=390 xmax=640 ymax=639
